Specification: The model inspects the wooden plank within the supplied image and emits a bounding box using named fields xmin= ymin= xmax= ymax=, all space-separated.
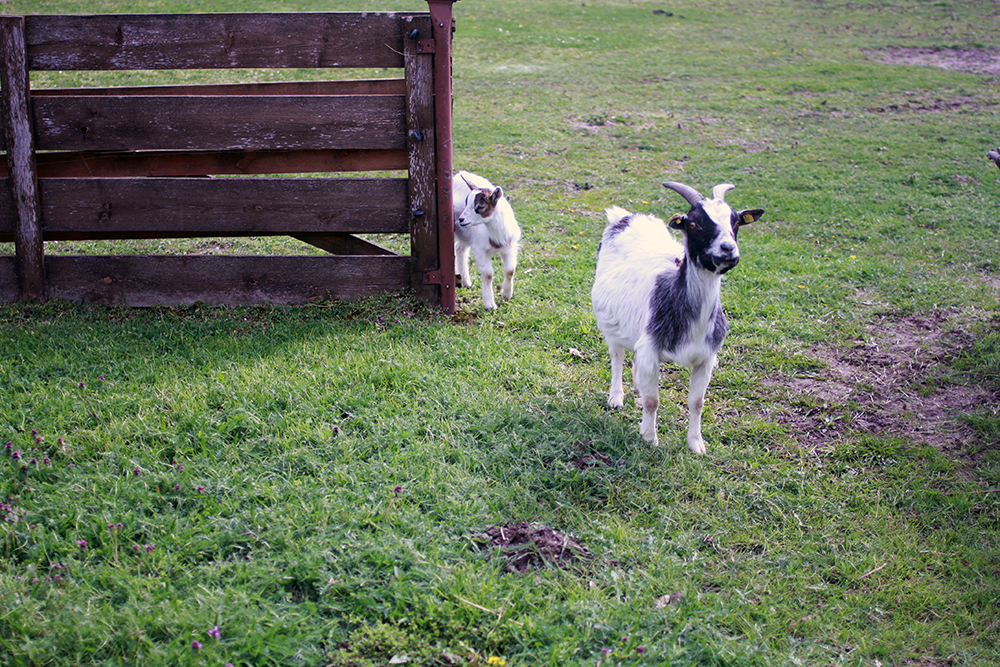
xmin=0 ymin=149 xmax=409 ymax=178
xmin=28 ymin=78 xmax=407 ymax=97
xmin=5 ymin=177 xmax=410 ymax=239
xmin=41 ymin=254 xmax=412 ymax=306
xmin=24 ymin=13 xmax=409 ymax=71
xmin=0 ymin=16 xmax=46 ymax=300
xmin=31 ymin=94 xmax=407 ymax=152
xmin=402 ymin=15 xmax=440 ymax=305
xmin=0 ymin=80 xmax=408 ymax=151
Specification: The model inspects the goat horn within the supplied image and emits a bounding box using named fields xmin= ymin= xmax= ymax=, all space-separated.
xmin=662 ymin=181 xmax=704 ymax=207
xmin=712 ymin=183 xmax=735 ymax=201
xmin=460 ymin=173 xmax=476 ymax=190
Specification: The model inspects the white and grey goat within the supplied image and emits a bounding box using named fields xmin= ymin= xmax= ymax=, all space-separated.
xmin=453 ymin=171 xmax=522 ymax=310
xmin=591 ymin=182 xmax=763 ymax=454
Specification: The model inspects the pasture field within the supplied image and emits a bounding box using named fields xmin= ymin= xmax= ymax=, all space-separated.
xmin=2 ymin=0 xmax=999 ymax=665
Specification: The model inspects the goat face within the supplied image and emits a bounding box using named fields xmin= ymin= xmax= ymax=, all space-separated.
xmin=664 ymin=182 xmax=764 ymax=274
xmin=457 ymin=186 xmax=503 ymax=227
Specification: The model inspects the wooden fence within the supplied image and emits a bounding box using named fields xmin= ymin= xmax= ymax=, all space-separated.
xmin=0 ymin=1 xmax=458 ymax=312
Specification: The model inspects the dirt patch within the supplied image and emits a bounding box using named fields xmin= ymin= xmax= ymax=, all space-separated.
xmin=473 ymin=522 xmax=593 ymax=574
xmin=867 ymin=47 xmax=1000 ymax=76
xmin=570 ymin=442 xmax=624 ymax=470
xmin=762 ymin=312 xmax=998 ymax=470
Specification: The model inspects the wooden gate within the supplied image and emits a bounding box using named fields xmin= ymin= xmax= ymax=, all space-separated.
xmin=0 ymin=1 xmax=458 ymax=312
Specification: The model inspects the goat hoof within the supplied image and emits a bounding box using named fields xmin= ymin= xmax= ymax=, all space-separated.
xmin=687 ymin=438 xmax=707 ymax=455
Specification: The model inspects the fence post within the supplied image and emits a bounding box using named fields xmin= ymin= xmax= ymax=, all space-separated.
xmin=0 ymin=16 xmax=46 ymax=301
xmin=426 ymin=0 xmax=458 ymax=315
xmin=404 ymin=15 xmax=440 ymax=308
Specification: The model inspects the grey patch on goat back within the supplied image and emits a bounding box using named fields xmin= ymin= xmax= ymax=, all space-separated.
xmin=604 ymin=214 xmax=633 ymax=241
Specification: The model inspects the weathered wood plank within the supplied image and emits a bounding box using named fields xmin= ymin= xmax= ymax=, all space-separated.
xmin=0 ymin=80 xmax=408 ymax=151
xmin=38 ymin=254 xmax=412 ymax=306
xmin=28 ymin=78 xmax=407 ymax=97
xmin=23 ymin=13 xmax=409 ymax=71
xmin=31 ymin=95 xmax=407 ymax=152
xmin=0 ymin=16 xmax=46 ymax=300
xmin=0 ymin=178 xmax=410 ymax=240
xmin=0 ymin=149 xmax=409 ymax=178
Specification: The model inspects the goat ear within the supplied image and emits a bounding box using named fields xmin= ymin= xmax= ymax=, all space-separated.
xmin=490 ymin=187 xmax=503 ymax=205
xmin=668 ymin=213 xmax=687 ymax=230
xmin=736 ymin=208 xmax=764 ymax=226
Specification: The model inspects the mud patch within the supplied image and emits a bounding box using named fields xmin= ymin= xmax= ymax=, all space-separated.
xmin=570 ymin=442 xmax=624 ymax=470
xmin=867 ymin=47 xmax=1000 ymax=76
xmin=473 ymin=522 xmax=593 ymax=574
xmin=762 ymin=312 xmax=998 ymax=469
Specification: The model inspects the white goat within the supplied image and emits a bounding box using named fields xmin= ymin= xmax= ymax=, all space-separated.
xmin=453 ymin=171 xmax=521 ymax=310
xmin=591 ymin=182 xmax=763 ymax=454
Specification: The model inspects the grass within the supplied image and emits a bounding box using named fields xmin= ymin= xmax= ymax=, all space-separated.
xmin=2 ymin=0 xmax=1000 ymax=665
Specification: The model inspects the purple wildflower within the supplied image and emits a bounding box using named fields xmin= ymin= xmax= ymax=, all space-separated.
xmin=11 ymin=449 xmax=20 ymax=460
xmin=637 ymin=646 xmax=646 ymax=654
xmin=191 ymin=640 xmax=202 ymax=651
xmin=144 ymin=544 xmax=155 ymax=552
xmin=394 ymin=485 xmax=403 ymax=494
xmin=174 ymin=484 xmax=182 ymax=490
xmin=196 ymin=486 xmax=205 ymax=493
xmin=133 ymin=545 xmax=141 ymax=552
xmin=208 ymin=626 xmax=221 ymax=639
xmin=133 ymin=467 xmax=141 ymax=476
xmin=77 ymin=540 xmax=88 ymax=550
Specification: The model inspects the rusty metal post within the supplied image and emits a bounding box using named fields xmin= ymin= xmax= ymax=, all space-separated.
xmin=425 ymin=0 xmax=458 ymax=315
xmin=0 ymin=16 xmax=47 ymax=301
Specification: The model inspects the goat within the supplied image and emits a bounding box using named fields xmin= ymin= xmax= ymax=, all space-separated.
xmin=591 ymin=182 xmax=763 ymax=454
xmin=453 ymin=171 xmax=522 ymax=310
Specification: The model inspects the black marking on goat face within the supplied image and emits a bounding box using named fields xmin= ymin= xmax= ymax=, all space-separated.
xmin=647 ymin=264 xmax=729 ymax=352
xmin=473 ymin=187 xmax=501 ymax=218
xmin=669 ymin=204 xmax=740 ymax=274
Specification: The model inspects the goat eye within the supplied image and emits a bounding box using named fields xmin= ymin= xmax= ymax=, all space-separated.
xmin=688 ymin=221 xmax=698 ymax=231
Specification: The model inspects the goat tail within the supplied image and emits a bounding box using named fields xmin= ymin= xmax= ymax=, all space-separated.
xmin=605 ymin=205 xmax=631 ymax=225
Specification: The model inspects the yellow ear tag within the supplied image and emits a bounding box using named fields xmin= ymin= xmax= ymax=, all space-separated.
xmin=742 ymin=212 xmax=755 ymax=223
xmin=669 ymin=213 xmax=684 ymax=224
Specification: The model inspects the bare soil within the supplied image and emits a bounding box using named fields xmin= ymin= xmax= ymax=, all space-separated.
xmin=867 ymin=47 xmax=1000 ymax=76
xmin=761 ymin=311 xmax=998 ymax=475
xmin=472 ymin=521 xmax=593 ymax=574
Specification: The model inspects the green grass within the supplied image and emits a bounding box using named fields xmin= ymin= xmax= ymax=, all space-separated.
xmin=2 ymin=0 xmax=1000 ymax=665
